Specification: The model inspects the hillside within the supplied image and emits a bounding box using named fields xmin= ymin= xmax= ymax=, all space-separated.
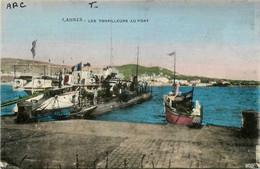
xmin=1 ymin=58 xmax=259 ymax=85
xmin=115 ymin=64 xmax=174 ymax=80
xmin=116 ymin=64 xmax=260 ymax=85
xmin=115 ymin=64 xmax=212 ymax=81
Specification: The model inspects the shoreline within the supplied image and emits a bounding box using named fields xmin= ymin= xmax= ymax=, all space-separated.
xmin=0 ymin=81 xmax=260 ymax=88
xmin=149 ymin=83 xmax=260 ymax=88
xmin=2 ymin=82 xmax=259 ymax=88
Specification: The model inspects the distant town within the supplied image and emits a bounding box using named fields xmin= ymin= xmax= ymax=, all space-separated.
xmin=1 ymin=58 xmax=259 ymax=87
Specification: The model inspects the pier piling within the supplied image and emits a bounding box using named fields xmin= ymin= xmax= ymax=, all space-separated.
xmin=241 ymin=110 xmax=258 ymax=138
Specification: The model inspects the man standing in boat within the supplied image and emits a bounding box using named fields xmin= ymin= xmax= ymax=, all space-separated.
xmin=172 ymin=84 xmax=180 ymax=96
xmin=59 ymin=71 xmax=63 ymax=88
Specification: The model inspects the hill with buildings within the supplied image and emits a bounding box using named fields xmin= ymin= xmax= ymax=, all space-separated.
xmin=115 ymin=64 xmax=173 ymax=80
xmin=1 ymin=58 xmax=259 ymax=86
xmin=115 ymin=64 xmax=260 ymax=86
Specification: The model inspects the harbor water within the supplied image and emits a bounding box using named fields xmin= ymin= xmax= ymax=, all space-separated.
xmin=1 ymin=85 xmax=259 ymax=128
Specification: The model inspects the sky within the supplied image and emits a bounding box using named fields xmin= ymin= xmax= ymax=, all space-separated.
xmin=1 ymin=0 xmax=260 ymax=80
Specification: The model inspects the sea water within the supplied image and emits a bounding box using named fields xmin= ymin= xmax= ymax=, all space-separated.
xmin=95 ymin=86 xmax=259 ymax=128
xmin=1 ymin=85 xmax=27 ymax=116
xmin=1 ymin=85 xmax=259 ymax=128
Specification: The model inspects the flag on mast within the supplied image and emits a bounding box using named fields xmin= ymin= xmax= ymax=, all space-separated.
xmin=167 ymin=51 xmax=176 ymax=56
xmin=71 ymin=65 xmax=75 ymax=72
xmin=76 ymin=62 xmax=82 ymax=71
xmin=31 ymin=40 xmax=37 ymax=58
xmin=71 ymin=62 xmax=83 ymax=72
xmin=84 ymin=63 xmax=91 ymax=67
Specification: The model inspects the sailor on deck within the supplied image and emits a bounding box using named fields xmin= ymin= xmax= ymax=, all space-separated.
xmin=59 ymin=71 xmax=63 ymax=88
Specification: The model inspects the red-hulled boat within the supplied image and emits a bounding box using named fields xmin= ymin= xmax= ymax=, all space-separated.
xmin=163 ymin=51 xmax=202 ymax=126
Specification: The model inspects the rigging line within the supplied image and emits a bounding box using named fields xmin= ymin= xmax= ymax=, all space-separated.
xmin=56 ymin=96 xmax=60 ymax=109
xmin=31 ymin=96 xmax=53 ymax=111
xmin=35 ymin=102 xmax=50 ymax=111
xmin=51 ymin=96 xmax=58 ymax=109
xmin=35 ymin=97 xmax=56 ymax=111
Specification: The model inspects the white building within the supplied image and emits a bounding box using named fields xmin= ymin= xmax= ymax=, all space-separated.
xmin=154 ymin=76 xmax=169 ymax=83
xmin=190 ymin=79 xmax=201 ymax=84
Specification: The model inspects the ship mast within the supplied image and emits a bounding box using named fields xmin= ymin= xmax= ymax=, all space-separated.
xmin=110 ymin=23 xmax=113 ymax=67
xmin=32 ymin=58 xmax=35 ymax=94
xmin=136 ymin=46 xmax=139 ymax=77
xmin=31 ymin=40 xmax=37 ymax=94
xmin=173 ymin=52 xmax=176 ymax=86
xmin=167 ymin=51 xmax=176 ymax=86
xmin=136 ymin=37 xmax=140 ymax=78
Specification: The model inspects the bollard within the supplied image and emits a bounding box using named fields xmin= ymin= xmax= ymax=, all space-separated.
xmin=241 ymin=111 xmax=258 ymax=138
xmin=16 ymin=102 xmax=33 ymax=123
